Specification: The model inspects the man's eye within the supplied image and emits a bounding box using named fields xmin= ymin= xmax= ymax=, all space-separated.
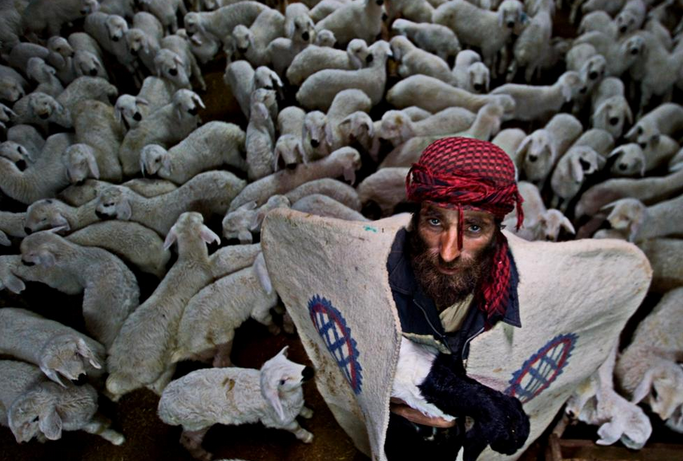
xmin=468 ymin=224 xmax=481 ymax=233
xmin=428 ymin=218 xmax=441 ymax=226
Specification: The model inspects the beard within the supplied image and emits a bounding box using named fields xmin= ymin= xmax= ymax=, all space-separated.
xmin=407 ymin=229 xmax=497 ymax=310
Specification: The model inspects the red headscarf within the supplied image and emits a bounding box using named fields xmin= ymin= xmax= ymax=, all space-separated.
xmin=405 ymin=137 xmax=523 ymax=326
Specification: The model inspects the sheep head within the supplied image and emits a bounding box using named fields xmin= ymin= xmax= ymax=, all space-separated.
xmin=139 ymin=144 xmax=170 ymax=177
xmin=95 ymin=186 xmax=132 ymax=220
xmin=64 ymin=144 xmax=100 ymax=184
xmin=39 ymin=334 xmax=102 ymax=387
xmin=25 ymin=199 xmax=71 ymax=234
xmin=259 ymin=346 xmax=313 ymax=424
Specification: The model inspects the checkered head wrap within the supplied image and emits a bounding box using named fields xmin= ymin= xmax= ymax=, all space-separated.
xmin=405 ymin=137 xmax=523 ymax=326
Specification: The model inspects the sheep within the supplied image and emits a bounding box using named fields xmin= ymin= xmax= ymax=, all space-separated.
xmin=245 ymin=89 xmax=277 ymax=181
xmin=83 ymin=12 xmax=137 ymax=77
xmin=61 ymin=144 xmax=102 ymax=184
xmin=58 ymin=178 xmax=178 ymax=206
xmin=232 ymin=9 xmax=285 ymax=67
xmin=137 ymin=75 xmax=176 ymax=113
xmin=0 ymin=211 xmax=26 ymax=244
xmin=140 ymin=122 xmax=247 ymax=184
xmin=301 ymin=110 xmax=332 ymax=162
xmin=292 ymin=194 xmax=369 ymax=221
xmin=95 ymin=171 xmax=246 ymax=236
xmin=55 ymin=76 xmax=118 ymax=114
xmin=183 ymin=2 xmax=268 ymax=45
xmin=452 ymin=101 xmax=505 ymax=140
xmin=0 ymin=0 xmax=24 ymax=54
xmin=0 ymin=308 xmax=105 ymax=386
xmin=185 ymin=29 xmax=223 ymax=65
xmin=615 ymin=0 xmax=646 ymax=37
xmin=172 ymin=253 xmax=279 ymax=367
xmin=274 ymin=106 xmax=306 ymax=170
xmin=390 ymin=35 xmax=454 ymax=84
xmin=386 ymin=74 xmax=514 ymax=115
xmin=0 ymin=251 xmax=82 ymax=295
xmin=0 ymin=360 xmax=124 ymax=445
xmin=0 ymin=64 xmax=27 ymax=105
xmin=550 ymin=130 xmax=611 ymax=211
xmin=574 ymin=32 xmax=645 ymax=77
xmin=506 ymin=0 xmax=553 ymax=83
xmin=391 ymin=19 xmax=461 ymax=63
xmin=609 ymin=135 xmax=679 ymax=177
xmin=118 ymin=89 xmax=203 ymax=177
xmin=19 ymin=230 xmax=140 ymax=348
xmin=314 ymin=28 xmax=336 ymax=47
xmin=451 ymin=50 xmax=490 ymax=94
xmin=6 ymin=124 xmax=44 ymax=158
xmin=286 ymin=38 xmax=369 ymax=86
xmin=615 ymin=287 xmax=683 ymax=425
xmin=296 ymin=40 xmax=392 ymax=111
xmin=433 ymin=0 xmax=526 ymax=77
xmin=125 ymin=11 xmax=165 ymax=76
xmin=565 ymin=342 xmax=653 ymax=449
xmin=632 ymin=34 xmax=683 ymax=113
xmin=577 ymin=10 xmax=617 ymax=36
xmin=324 ymin=89 xmax=372 ymax=152
xmin=266 ymin=12 xmax=316 ymax=77
xmin=222 ymin=195 xmax=290 ymax=243
xmin=492 ymin=128 xmax=527 ymax=171
xmin=590 ymin=77 xmax=633 ymax=139
xmin=21 ymin=0 xmax=98 ymax=39
xmin=228 ymin=146 xmax=362 ymax=212
xmin=208 ymin=243 xmax=263 ymax=280
xmin=114 ymin=94 xmax=151 ymax=131
xmin=600 ymin=194 xmax=683 ymax=242
xmin=105 ymin=212 xmax=222 ymax=400
xmin=223 ymin=61 xmax=283 ymax=119
xmin=503 ymin=181 xmax=576 ymax=241
xmin=0 ymin=140 xmax=33 ymax=171
xmin=138 ymin=0 xmax=186 ymax=34
xmin=514 ymin=113 xmax=583 ymax=188
xmin=356 ymin=167 xmax=409 ymax=217
xmin=314 ymin=0 xmax=384 ymax=47
xmin=491 ymin=71 xmax=584 ymax=123
xmin=12 ymin=92 xmax=74 ymax=133
xmin=25 ymin=198 xmax=98 ymax=235
xmin=158 ymin=347 xmax=314 ymax=461
xmin=0 ymin=102 xmax=15 ymax=130
xmin=625 ymin=103 xmax=683 ymax=149
xmin=566 ymin=47 xmax=607 ymax=114
xmin=26 ymin=58 xmax=64 ymax=98
xmin=155 ymin=34 xmax=206 ymax=92
xmin=68 ymin=32 xmax=108 ymax=80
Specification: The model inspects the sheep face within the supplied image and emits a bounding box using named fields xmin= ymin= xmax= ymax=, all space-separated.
xmin=125 ymin=29 xmax=149 ymax=57
xmin=164 ymin=211 xmax=221 ymax=251
xmin=636 ymin=363 xmax=683 ymax=421
xmin=288 ymin=15 xmax=315 ymax=44
xmin=498 ymin=0 xmax=525 ymax=32
xmin=222 ymin=202 xmax=258 ymax=243
xmin=0 ymin=80 xmax=25 ymax=104
xmin=609 ymin=144 xmax=644 ymax=177
xmin=64 ymin=144 xmax=100 ymax=184
xmin=95 ymin=187 xmax=131 ymax=220
xmin=254 ymin=67 xmax=283 ymax=92
xmin=582 ymin=55 xmax=606 ymax=87
xmin=315 ymin=29 xmax=336 ymax=47
xmin=274 ymin=134 xmax=305 ymax=171
xmin=469 ymin=62 xmax=490 ymax=93
xmin=139 ymin=144 xmax=170 ymax=176
xmin=302 ymin=111 xmax=328 ymax=161
xmin=622 ymin=35 xmax=645 ymax=66
xmin=74 ymin=52 xmax=105 ymax=78
xmin=379 ymin=111 xmax=409 ymax=145
xmin=115 ymin=94 xmax=147 ymax=129
xmin=80 ymin=0 xmax=99 ymax=16
xmin=520 ymin=131 xmax=555 ymax=186
xmin=47 ymin=37 xmax=74 ymax=58
xmin=20 ymin=232 xmax=62 ymax=268
xmin=155 ymin=50 xmax=190 ymax=89
xmin=183 ymin=13 xmax=201 ymax=34
xmin=537 ymin=209 xmax=575 ymax=241
xmin=28 ymin=93 xmax=61 ymax=121
xmin=232 ymin=25 xmax=252 ymax=55
xmin=593 ymin=97 xmax=631 ymax=139
xmin=105 ymin=15 xmax=128 ymax=43
xmin=0 ymin=141 xmax=32 ymax=171
xmin=172 ymin=89 xmax=204 ymax=119
xmin=259 ymin=346 xmax=313 ymax=422
xmin=347 ymin=39 xmax=370 ymax=69
xmin=39 ymin=335 xmax=102 ymax=386
xmin=615 ymin=10 xmax=640 ymax=36
xmin=8 ymin=393 xmax=55 ymax=442
xmin=25 ymin=199 xmax=70 ymax=234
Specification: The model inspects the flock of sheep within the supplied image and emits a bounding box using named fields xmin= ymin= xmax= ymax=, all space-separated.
xmin=0 ymin=0 xmax=682 ymax=459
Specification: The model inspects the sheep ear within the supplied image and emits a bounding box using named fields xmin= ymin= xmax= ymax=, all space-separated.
xmin=200 ymin=225 xmax=221 ymax=246
xmin=285 ymin=20 xmax=295 ymax=39
xmin=39 ymin=364 xmax=67 ymax=387
xmin=261 ymin=377 xmax=286 ymax=422
xmin=624 ymin=104 xmax=633 ymax=125
xmin=174 ymin=55 xmax=184 ymax=67
xmin=114 ymin=107 xmax=123 ymax=124
xmin=39 ymin=407 xmax=63 ymax=441
xmin=631 ymin=369 xmax=655 ymax=404
xmin=636 ymin=156 xmax=645 ymax=177
xmin=163 ymin=228 xmax=178 ymax=250
xmin=270 ymin=71 xmax=283 ymax=90
xmin=87 ymin=154 xmax=100 ymax=180
xmin=116 ymin=199 xmax=132 ymax=221
xmin=295 ymin=141 xmax=306 ymax=164
xmin=515 ymin=136 xmax=531 ymax=158
xmin=497 ymin=8 xmax=504 ymax=27
xmin=39 ymin=252 xmax=57 ymax=268
xmin=249 ymin=212 xmax=262 ymax=231
xmin=135 ymin=97 xmax=149 ymax=106
xmin=76 ymin=338 xmax=102 ymax=369
xmin=624 ymin=125 xmax=637 ymax=140
xmin=254 ymin=253 xmax=273 ymax=294
xmin=162 ymin=154 xmax=172 ymax=173
xmin=561 ymin=80 xmax=574 ymax=102
xmin=237 ymin=229 xmax=253 ymax=244
xmin=2 ymin=272 xmax=26 ymax=294
xmin=192 ymin=93 xmax=205 ymax=109
xmin=599 ymin=199 xmax=622 ymax=212
xmin=0 ymin=231 xmax=10 ymax=247
xmin=608 ymin=148 xmax=622 ymax=159
xmin=570 ymin=155 xmax=585 ymax=183
xmin=273 ymin=144 xmax=282 ymax=172
xmin=561 ymin=216 xmax=576 ymax=234
xmin=324 ymin=122 xmax=336 ymax=147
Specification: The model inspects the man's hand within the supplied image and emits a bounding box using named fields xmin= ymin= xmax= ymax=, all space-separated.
xmin=389 ymin=398 xmax=457 ymax=428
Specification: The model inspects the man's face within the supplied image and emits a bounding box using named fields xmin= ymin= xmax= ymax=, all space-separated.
xmin=408 ymin=203 xmax=498 ymax=309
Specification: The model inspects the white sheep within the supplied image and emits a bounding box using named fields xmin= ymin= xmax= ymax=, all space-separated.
xmin=356 ymin=167 xmax=409 ymax=217
xmin=433 ymin=0 xmax=526 ymax=77
xmin=0 ymin=360 xmax=124 ymax=445
xmin=140 ymin=121 xmax=247 ymax=184
xmin=615 ymin=0 xmax=646 ymax=37
xmin=228 ymin=146 xmax=362 ymax=212
xmin=232 ymin=8 xmax=285 ymax=67
xmin=223 ymin=61 xmax=283 ymax=119
xmin=491 ymin=70 xmax=584 ymax=122
xmin=105 ymin=212 xmax=222 ymax=400
xmin=246 ymin=88 xmax=277 ymax=181
xmin=125 ymin=11 xmax=165 ymax=76
xmin=222 ymin=195 xmax=291 ymax=243
xmin=266 ymin=11 xmax=316 ymax=77
xmin=391 ymin=19 xmax=460 ymax=63
xmin=632 ymin=33 xmax=683 ymax=113
xmin=183 ymin=2 xmax=268 ymax=46
xmin=574 ymin=31 xmax=645 ymax=77
xmin=83 ymin=12 xmax=137 ymax=77
xmin=12 ymin=92 xmax=72 ymax=132
xmin=590 ymin=77 xmax=633 ymax=139
xmin=115 ymin=94 xmax=151 ymax=131
xmin=26 ymin=57 xmax=64 ymax=98
xmin=274 ymin=106 xmax=306 ymax=170
xmin=68 ymin=32 xmax=108 ymax=80
xmin=25 ymin=198 xmax=100 ymax=235
xmin=492 ymin=128 xmax=527 ymax=171
xmin=21 ymin=0 xmax=98 ymax=39
xmin=384 ymin=0 xmax=434 ymax=22
xmin=514 ymin=113 xmax=583 ymax=188
xmin=296 ymin=40 xmax=392 ymax=111
xmin=390 ymin=35 xmax=454 ymax=84
xmin=138 ymin=0 xmax=186 ymax=34
xmin=185 ymin=28 xmax=223 ymax=65
xmin=118 ymin=89 xmax=203 ymax=177
xmin=506 ymin=0 xmax=553 ymax=83
xmin=6 ymin=124 xmax=44 ymax=160
xmin=285 ymin=178 xmax=362 ymax=211
xmin=172 ymin=253 xmax=279 ymax=367
xmin=55 ymin=76 xmax=118 ymax=114
xmin=609 ymin=135 xmax=679 ymax=177
xmin=301 ymin=110 xmax=332 ymax=162
xmin=565 ymin=342 xmax=653 ymax=449
xmin=314 ymin=0 xmax=383 ymax=47
xmin=0 ymin=308 xmax=105 ymax=386
xmin=451 ymin=50 xmax=490 ymax=93
xmin=615 ymin=287 xmax=683 ymax=426
xmin=600 ymin=194 xmax=683 ymax=242
xmin=625 ymin=103 xmax=683 ymax=149
xmin=314 ymin=28 xmax=336 ymax=47
xmin=136 ymin=75 xmax=176 ymax=113
xmin=158 ymin=347 xmax=314 ymax=461
xmin=155 ymin=34 xmax=206 ymax=92
xmin=0 ymin=211 xmax=26 ymax=244
xmin=95 ymin=171 xmax=246 ymax=236
xmin=324 ymin=89 xmax=372 ymax=152
xmin=379 ymin=107 xmax=476 ymax=148
xmin=286 ymin=38 xmax=369 ymax=86
xmin=0 ymin=140 xmax=33 ymax=171
xmin=19 ymin=230 xmax=140 ymax=348
xmin=452 ymin=101 xmax=505 ymax=140
xmin=577 ymin=10 xmax=617 ymax=36
xmin=0 ymin=64 xmax=28 ymax=106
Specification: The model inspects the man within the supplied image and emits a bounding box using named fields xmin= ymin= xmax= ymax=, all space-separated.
xmin=384 ymin=137 xmax=529 ymax=460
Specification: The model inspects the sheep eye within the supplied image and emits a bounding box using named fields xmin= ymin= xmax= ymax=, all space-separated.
xmin=279 ymin=379 xmax=286 ymax=385
xmin=31 ymin=416 xmax=39 ymax=423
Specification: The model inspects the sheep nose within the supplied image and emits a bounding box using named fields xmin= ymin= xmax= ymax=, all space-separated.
xmin=376 ymin=0 xmax=384 ymax=5
xmin=507 ymin=21 xmax=515 ymax=28
xmin=545 ymin=235 xmax=553 ymax=241
xmin=16 ymin=159 xmax=27 ymax=171
xmin=366 ymin=54 xmax=374 ymax=64
xmin=112 ymin=35 xmax=119 ymax=42
xmin=382 ymin=12 xmax=388 ymax=21
xmin=639 ymin=142 xmax=647 ymax=149
xmin=528 ymin=155 xmax=537 ymax=162
xmin=473 ymin=83 xmax=483 ymax=92
xmin=130 ymin=48 xmax=138 ymax=55
xmin=169 ymin=68 xmax=178 ymax=76
xmin=80 ymin=9 xmax=88 ymax=14
xmin=302 ymin=366 xmax=314 ymax=381
xmin=302 ymin=31 xmax=310 ymax=42
xmin=133 ymin=112 xmax=142 ymax=121
xmin=21 ymin=259 xmax=35 ymax=266
xmin=72 ymin=374 xmax=88 ymax=385
xmin=609 ymin=117 xmax=619 ymax=126
xmin=90 ymin=68 xmax=98 ymax=76
xmin=579 ymin=86 xmax=587 ymax=94
xmin=39 ymin=113 xmax=49 ymax=120
xmin=286 ymin=162 xmax=297 ymax=170
xmin=95 ymin=210 xmax=112 ymax=219
xmin=589 ymin=71 xmax=598 ymax=80
xmin=620 ymin=25 xmax=627 ymax=33
xmin=24 ymin=227 xmax=32 ymax=235
xmin=188 ymin=107 xmax=198 ymax=115
xmin=630 ymin=48 xmax=638 ymax=55
xmin=310 ymin=139 xmax=320 ymax=148
xmin=618 ymin=163 xmax=627 ymax=171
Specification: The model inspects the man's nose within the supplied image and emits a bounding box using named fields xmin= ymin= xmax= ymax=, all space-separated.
xmin=440 ymin=228 xmax=460 ymax=263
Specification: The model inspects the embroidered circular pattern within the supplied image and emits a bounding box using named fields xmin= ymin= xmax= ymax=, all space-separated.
xmin=505 ymin=333 xmax=578 ymax=404
xmin=308 ymin=295 xmax=363 ymax=395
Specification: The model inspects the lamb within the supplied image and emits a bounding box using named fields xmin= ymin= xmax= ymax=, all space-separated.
xmin=222 ymin=195 xmax=290 ymax=243
xmin=286 ymin=38 xmax=369 ymax=86
xmin=285 ymin=178 xmax=362 ymax=211
xmin=274 ymin=106 xmax=306 ymax=170
xmin=266 ymin=12 xmax=316 ymax=77
xmin=632 ymin=33 xmax=683 ymax=113
xmin=11 ymin=92 xmax=72 ymax=132
xmin=451 ymin=50 xmax=490 ymax=94
xmin=223 ymin=61 xmax=283 ymax=119
xmin=95 ymin=171 xmax=246 ymax=236
xmin=590 ymin=77 xmax=633 ymax=139
xmin=140 ymin=122 xmax=247 ymax=184
xmin=125 ymin=11 xmax=165 ymax=76
xmin=292 ymin=194 xmax=369 ymax=221
xmin=313 ymin=0 xmax=384 ymax=47
xmin=491 ymin=71 xmax=584 ymax=123
xmin=155 ymin=34 xmax=206 ymax=92
xmin=0 ymin=64 xmax=27 ymax=105
xmin=296 ymin=40 xmax=392 ymax=111
xmin=172 ymin=252 xmax=279 ymax=367
xmin=600 ymin=194 xmax=683 ymax=242
xmin=615 ymin=0 xmax=646 ymax=37
xmin=55 ymin=76 xmax=118 ymax=114
xmin=26 ymin=58 xmax=64 ymax=98
xmin=19 ymin=230 xmax=140 ymax=348
xmin=62 ymin=144 xmax=101 ymax=184
xmin=574 ymin=32 xmax=645 ymax=77
xmin=118 ymin=89 xmax=203 ymax=177
xmin=6 ymin=124 xmax=45 ymax=159
xmin=609 ymin=135 xmax=679 ymax=177
xmin=301 ymin=110 xmax=332 ymax=162
xmin=550 ymin=129 xmax=611 ymax=211
xmin=357 ymin=167 xmax=409 ymax=217
xmin=433 ymin=0 xmax=526 ymax=77
xmin=390 ymin=35 xmax=454 ymax=84
xmin=25 ymin=198 xmax=101 ymax=234
xmin=0 ymin=141 xmax=33 ymax=171
xmin=566 ymin=46 xmax=607 ymax=114
xmin=0 ymin=360 xmax=124 ymax=445
xmin=183 ymin=2 xmax=268 ymax=46
xmin=0 ymin=132 xmax=88 ymax=204
xmin=314 ymin=29 xmax=337 ymax=47
xmin=565 ymin=342 xmax=653 ymax=449
xmin=115 ymin=94 xmax=151 ymax=131
xmin=577 ymin=10 xmax=617 ymax=36
xmin=615 ymin=287 xmax=683 ymax=426
xmin=228 ymin=146 xmax=362 ymax=212
xmin=492 ymin=128 xmax=527 ymax=170
xmin=138 ymin=0 xmax=187 ymax=34
xmin=21 ymin=0 xmax=99 ymax=39
xmin=391 ymin=19 xmax=460 ymax=63
xmin=246 ymin=89 xmax=277 ymax=181
xmin=506 ymin=0 xmax=553 ymax=83
xmin=386 ymin=74 xmax=514 ymax=114
xmin=0 ymin=308 xmax=105 ymax=386
xmin=136 ymin=76 xmax=176 ymax=113
xmin=625 ymin=103 xmax=683 ymax=149
xmin=83 ymin=12 xmax=137 ymax=77
xmin=105 ymin=212 xmax=222 ymax=400
xmin=324 ymin=89 xmax=372 ymax=152
xmin=0 ymin=103 xmax=15 ymax=130
xmin=68 ymin=32 xmax=108 ymax=80
xmin=231 ymin=8 xmax=285 ymax=67
xmin=0 ymin=252 xmax=82 ymax=295
xmin=0 ymin=211 xmax=26 ymax=244
xmin=185 ymin=29 xmax=223 ymax=65
xmin=158 ymin=347 xmax=314 ymax=461
xmin=514 ymin=113 xmax=584 ymax=188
